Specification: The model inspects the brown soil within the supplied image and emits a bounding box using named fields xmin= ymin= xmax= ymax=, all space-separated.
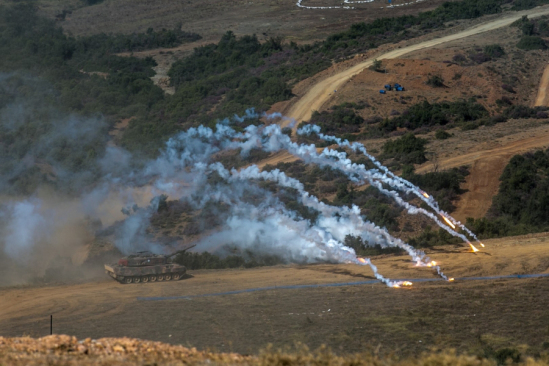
xmin=416 ymin=120 xmax=549 ymax=221
xmin=2 ymin=233 xmax=549 ymax=356
xmin=535 ymin=64 xmax=549 ymax=106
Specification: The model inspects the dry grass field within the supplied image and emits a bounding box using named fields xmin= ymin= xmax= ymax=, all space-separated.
xmin=29 ymin=0 xmax=448 ymax=42
xmin=2 ymin=232 xmax=549 ymax=357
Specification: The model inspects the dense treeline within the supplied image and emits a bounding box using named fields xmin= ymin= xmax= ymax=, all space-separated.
xmin=174 ymin=250 xmax=285 ymax=270
xmin=467 ymin=149 xmax=549 ymax=237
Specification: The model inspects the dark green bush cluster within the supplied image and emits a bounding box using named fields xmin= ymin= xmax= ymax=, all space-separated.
xmin=380 ymin=100 xmax=489 ymax=132
xmin=403 ymin=165 xmax=470 ymax=213
xmin=382 ymin=133 xmax=428 ymax=164
xmin=335 ymin=185 xmax=402 ymax=230
xmin=344 ymin=235 xmax=404 ymax=256
xmin=408 ymin=226 xmax=463 ymax=248
xmin=512 ymin=16 xmax=549 ymax=50
xmin=517 ymin=35 xmax=548 ymax=50
xmin=308 ymin=106 xmax=364 ymax=135
xmin=426 ymin=75 xmax=445 ymax=87
xmin=467 ymin=149 xmax=549 ymax=238
xmin=174 ymin=249 xmax=285 ymax=270
xmin=468 ymin=44 xmax=506 ymax=64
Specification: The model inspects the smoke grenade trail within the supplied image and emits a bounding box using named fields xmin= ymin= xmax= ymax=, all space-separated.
xmin=229 ymin=122 xmax=477 ymax=248
xmin=229 ymin=165 xmax=448 ymax=280
xmin=296 ymin=124 xmax=483 ymax=245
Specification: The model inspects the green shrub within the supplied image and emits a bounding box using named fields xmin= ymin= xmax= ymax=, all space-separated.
xmin=381 ymin=100 xmax=488 ymax=132
xmin=382 ymin=133 xmax=427 ymax=164
xmin=344 ymin=235 xmax=404 ymax=256
xmin=483 ymin=44 xmax=505 ymax=58
xmin=517 ymin=36 xmax=547 ymax=50
xmin=435 ymin=130 xmax=451 ymax=139
xmin=426 ymin=75 xmax=445 ymax=87
xmin=174 ymin=250 xmax=285 ymax=270
xmin=408 ymin=226 xmax=463 ymax=248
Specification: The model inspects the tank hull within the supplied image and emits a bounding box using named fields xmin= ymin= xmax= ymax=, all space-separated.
xmin=104 ymin=263 xmax=186 ymax=284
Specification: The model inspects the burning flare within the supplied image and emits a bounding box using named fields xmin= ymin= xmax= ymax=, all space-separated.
xmin=480 ymin=242 xmax=485 ymax=248
xmin=468 ymin=242 xmax=480 ymax=252
xmin=393 ymin=281 xmax=413 ymax=288
xmin=421 ymin=192 xmax=430 ymax=198
xmin=441 ymin=215 xmax=456 ymax=229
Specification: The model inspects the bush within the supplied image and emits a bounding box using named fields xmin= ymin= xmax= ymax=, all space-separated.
xmin=484 ymin=44 xmax=505 ymax=58
xmin=517 ymin=36 xmax=547 ymax=50
xmin=381 ymin=100 xmax=488 ymax=132
xmin=382 ymin=133 xmax=427 ymax=164
xmin=435 ymin=130 xmax=451 ymax=140
xmin=344 ymin=235 xmax=404 ymax=256
xmin=174 ymin=250 xmax=285 ymax=270
xmin=408 ymin=226 xmax=463 ymax=248
xmin=426 ymin=75 xmax=445 ymax=87
xmin=305 ymin=106 xmax=364 ymax=135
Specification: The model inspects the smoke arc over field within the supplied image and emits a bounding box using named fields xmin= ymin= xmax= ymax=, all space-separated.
xmin=0 ymin=79 xmax=474 ymax=286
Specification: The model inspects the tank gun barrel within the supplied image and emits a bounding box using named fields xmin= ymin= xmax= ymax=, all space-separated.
xmin=167 ymin=244 xmax=197 ymax=258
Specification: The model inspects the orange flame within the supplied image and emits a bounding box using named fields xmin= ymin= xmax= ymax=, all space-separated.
xmin=468 ymin=242 xmax=480 ymax=252
xmin=449 ymin=278 xmax=455 ymax=282
xmin=357 ymin=257 xmax=367 ymax=264
xmin=402 ymin=281 xmax=413 ymax=286
xmin=422 ymin=192 xmax=430 ymax=198
xmin=441 ymin=215 xmax=456 ymax=229
xmin=480 ymin=242 xmax=485 ymax=248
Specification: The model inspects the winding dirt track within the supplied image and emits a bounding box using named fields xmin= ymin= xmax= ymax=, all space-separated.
xmin=417 ymin=128 xmax=549 ymax=220
xmin=535 ymin=64 xmax=549 ymax=106
xmin=285 ymin=6 xmax=549 ymax=123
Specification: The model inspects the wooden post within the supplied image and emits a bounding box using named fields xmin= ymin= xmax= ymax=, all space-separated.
xmin=50 ymin=315 xmax=52 ymax=335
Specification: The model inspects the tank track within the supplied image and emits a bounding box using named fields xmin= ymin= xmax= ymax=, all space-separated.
xmin=108 ymin=272 xmax=185 ymax=284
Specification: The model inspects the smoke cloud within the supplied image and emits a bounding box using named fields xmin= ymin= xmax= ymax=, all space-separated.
xmin=1 ymin=72 xmax=475 ymax=287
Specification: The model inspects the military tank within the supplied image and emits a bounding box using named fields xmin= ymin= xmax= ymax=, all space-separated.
xmin=104 ymin=249 xmax=191 ymax=284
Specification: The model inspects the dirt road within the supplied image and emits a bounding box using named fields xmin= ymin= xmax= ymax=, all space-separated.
xmin=284 ymin=6 xmax=549 ymax=124
xmin=417 ymin=127 xmax=549 ymax=220
xmin=2 ymin=232 xmax=549 ymax=354
xmin=535 ymin=64 xmax=549 ymax=106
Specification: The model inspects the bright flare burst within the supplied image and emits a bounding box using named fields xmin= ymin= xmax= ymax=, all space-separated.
xmin=441 ymin=215 xmax=456 ymax=229
xmin=422 ymin=192 xmax=430 ymax=198
xmin=480 ymin=242 xmax=485 ymax=248
xmin=468 ymin=242 xmax=480 ymax=252
xmin=449 ymin=278 xmax=455 ymax=282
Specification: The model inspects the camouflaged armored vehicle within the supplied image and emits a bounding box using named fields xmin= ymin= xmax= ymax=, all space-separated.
xmin=105 ymin=251 xmax=187 ymax=284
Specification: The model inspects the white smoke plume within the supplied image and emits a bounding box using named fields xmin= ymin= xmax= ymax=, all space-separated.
xmin=297 ymin=124 xmax=482 ymax=244
xmin=1 ymin=93 xmax=471 ymax=287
